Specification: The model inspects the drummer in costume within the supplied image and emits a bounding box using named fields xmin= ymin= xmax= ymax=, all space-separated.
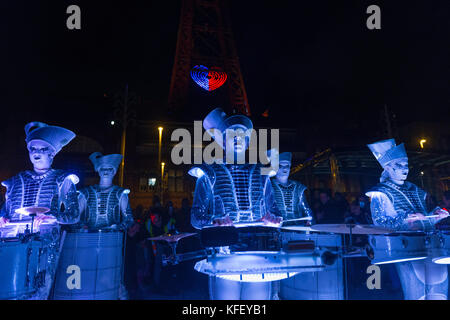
xmin=54 ymin=152 xmax=134 ymax=300
xmin=0 ymin=122 xmax=79 ymax=299
xmin=271 ymin=152 xmax=313 ymax=223
xmin=272 ymin=152 xmax=345 ymax=300
xmin=189 ymin=108 xmax=282 ymax=300
xmin=366 ymin=138 xmax=449 ymax=300
xmin=77 ymin=152 xmax=134 ymax=230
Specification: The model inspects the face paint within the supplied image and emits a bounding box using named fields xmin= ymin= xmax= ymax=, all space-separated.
xmin=28 ymin=140 xmax=55 ymax=171
xmin=386 ymin=159 xmax=409 ymax=182
xmin=276 ymin=161 xmax=291 ymax=182
xmin=98 ymin=166 xmax=116 ymax=179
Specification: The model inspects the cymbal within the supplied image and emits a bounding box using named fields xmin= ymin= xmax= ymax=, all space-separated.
xmin=148 ymin=232 xmax=197 ymax=242
xmin=310 ymin=224 xmax=394 ymax=235
xmin=15 ymin=206 xmax=50 ymax=216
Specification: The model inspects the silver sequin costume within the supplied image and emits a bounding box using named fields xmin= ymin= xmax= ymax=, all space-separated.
xmin=191 ymin=163 xmax=280 ymax=229
xmin=78 ymin=185 xmax=134 ymax=230
xmin=270 ymin=179 xmax=313 ymax=220
xmin=366 ymin=180 xmax=428 ymax=230
xmin=366 ymin=179 xmax=448 ymax=299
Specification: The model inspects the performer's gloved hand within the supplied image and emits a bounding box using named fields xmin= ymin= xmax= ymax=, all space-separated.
xmin=407 ymin=213 xmax=426 ymax=221
xmin=406 ymin=213 xmax=426 ymax=230
xmin=261 ymin=213 xmax=282 ymax=226
xmin=0 ymin=217 xmax=9 ymax=228
xmin=434 ymin=208 xmax=449 ymax=220
xmin=212 ymin=216 xmax=234 ymax=226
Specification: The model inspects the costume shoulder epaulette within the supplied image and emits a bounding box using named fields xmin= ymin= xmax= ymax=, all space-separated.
xmin=188 ymin=164 xmax=217 ymax=185
xmin=366 ymin=183 xmax=394 ymax=203
xmin=55 ymin=170 xmax=80 ymax=185
xmin=1 ymin=176 xmax=15 ymax=190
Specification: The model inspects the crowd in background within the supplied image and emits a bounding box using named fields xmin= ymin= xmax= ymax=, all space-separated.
xmin=123 ymin=196 xmax=201 ymax=298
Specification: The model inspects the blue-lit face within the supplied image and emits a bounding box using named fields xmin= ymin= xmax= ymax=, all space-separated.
xmin=224 ymin=126 xmax=249 ymax=155
xmin=28 ymin=140 xmax=55 ymax=170
xmin=276 ymin=160 xmax=291 ymax=180
xmin=385 ymin=158 xmax=409 ymax=181
xmin=98 ymin=166 xmax=116 ymax=179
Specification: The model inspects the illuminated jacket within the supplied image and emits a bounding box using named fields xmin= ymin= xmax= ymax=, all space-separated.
xmin=190 ymin=163 xmax=280 ymax=229
xmin=366 ymin=180 xmax=428 ymax=230
xmin=0 ymin=169 xmax=79 ymax=224
xmin=270 ymin=179 xmax=313 ymax=220
xmin=78 ymin=185 xmax=134 ymax=230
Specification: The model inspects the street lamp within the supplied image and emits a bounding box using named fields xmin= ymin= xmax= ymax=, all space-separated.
xmin=158 ymin=127 xmax=164 ymax=202
xmin=158 ymin=127 xmax=163 ymax=166
xmin=161 ymin=162 xmax=165 ymax=204
xmin=419 ymin=139 xmax=427 ymax=149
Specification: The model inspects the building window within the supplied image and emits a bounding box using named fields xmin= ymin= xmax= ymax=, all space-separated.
xmin=139 ymin=176 xmax=157 ymax=192
xmin=148 ymin=178 xmax=156 ymax=187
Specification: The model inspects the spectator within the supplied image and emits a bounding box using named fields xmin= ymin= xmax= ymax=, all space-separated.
xmin=315 ymin=190 xmax=344 ymax=224
xmin=334 ymin=192 xmax=349 ymax=217
xmin=358 ymin=194 xmax=372 ymax=224
xmin=176 ymin=198 xmax=194 ymax=232
xmin=345 ymin=200 xmax=371 ymax=225
xmin=164 ymin=201 xmax=177 ymax=234
xmin=124 ymin=221 xmax=142 ymax=299
xmin=143 ymin=207 xmax=168 ymax=293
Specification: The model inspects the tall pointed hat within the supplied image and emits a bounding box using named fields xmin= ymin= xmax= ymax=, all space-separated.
xmin=367 ymin=138 xmax=407 ymax=167
xmin=203 ymin=107 xmax=253 ymax=141
xmin=25 ymin=121 xmax=76 ymax=154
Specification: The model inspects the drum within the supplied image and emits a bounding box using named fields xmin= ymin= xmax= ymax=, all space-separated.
xmin=232 ymin=226 xmax=282 ymax=253
xmin=53 ymin=229 xmax=124 ymax=300
xmin=196 ymin=226 xmax=323 ymax=282
xmin=279 ymin=232 xmax=344 ymax=300
xmin=200 ymin=226 xmax=281 ymax=252
xmin=368 ymin=232 xmax=429 ymax=265
xmin=432 ymin=231 xmax=450 ymax=264
xmin=0 ymin=231 xmax=44 ymax=300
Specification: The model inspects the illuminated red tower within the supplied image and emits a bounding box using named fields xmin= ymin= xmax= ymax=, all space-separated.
xmin=168 ymin=0 xmax=250 ymax=116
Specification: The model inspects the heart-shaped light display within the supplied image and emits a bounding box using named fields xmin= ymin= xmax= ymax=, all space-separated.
xmin=190 ymin=65 xmax=227 ymax=91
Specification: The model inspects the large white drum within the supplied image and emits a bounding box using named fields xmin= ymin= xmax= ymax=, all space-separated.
xmin=0 ymin=234 xmax=44 ymax=300
xmin=369 ymin=232 xmax=429 ymax=265
xmin=280 ymin=232 xmax=344 ymax=300
xmin=53 ymin=229 xmax=124 ymax=300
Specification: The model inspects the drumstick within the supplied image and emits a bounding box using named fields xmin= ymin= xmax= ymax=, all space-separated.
xmin=281 ymin=217 xmax=312 ymax=223
xmin=405 ymin=214 xmax=440 ymax=221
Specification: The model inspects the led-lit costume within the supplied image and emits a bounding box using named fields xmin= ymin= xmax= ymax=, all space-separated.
xmin=77 ymin=153 xmax=134 ymax=230
xmin=0 ymin=122 xmax=79 ymax=300
xmin=53 ymin=152 xmax=134 ymax=300
xmin=270 ymin=153 xmax=313 ymax=221
xmin=190 ymin=108 xmax=282 ymax=300
xmin=272 ymin=152 xmax=344 ymax=300
xmin=365 ymin=139 xmax=448 ymax=300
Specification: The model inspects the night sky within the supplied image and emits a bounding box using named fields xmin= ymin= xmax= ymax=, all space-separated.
xmin=4 ymin=1 xmax=450 ymax=146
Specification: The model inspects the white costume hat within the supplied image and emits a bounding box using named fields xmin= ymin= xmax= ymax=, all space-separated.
xmin=367 ymin=138 xmax=407 ymax=167
xmin=203 ymin=107 xmax=253 ymax=141
xmin=25 ymin=121 xmax=76 ymax=154
xmin=89 ymin=152 xmax=123 ymax=172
